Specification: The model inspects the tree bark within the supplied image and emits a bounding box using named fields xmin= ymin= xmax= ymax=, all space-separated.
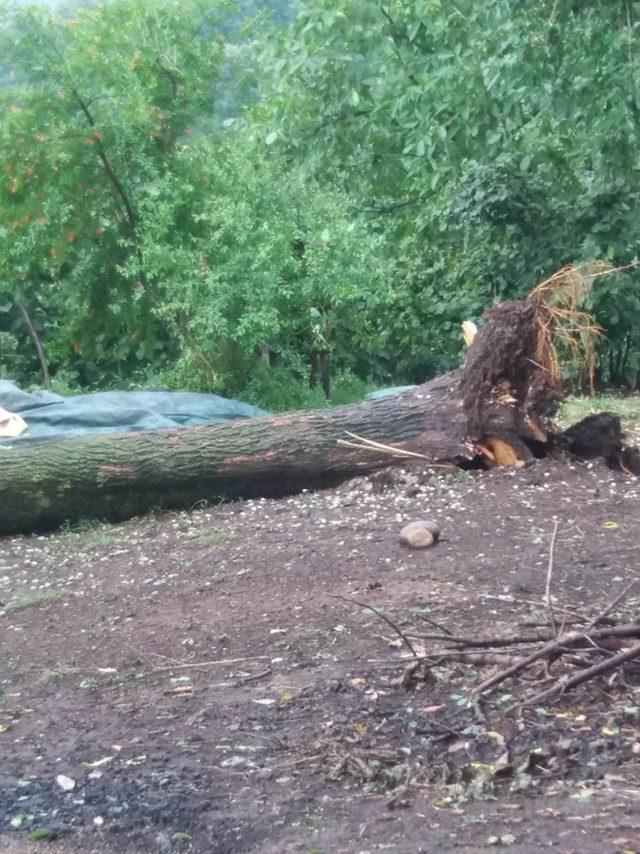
xmin=18 ymin=301 xmax=51 ymax=391
xmin=320 ymin=349 xmax=331 ymax=398
xmin=0 ymin=371 xmax=467 ymax=535
xmin=309 ymin=350 xmax=319 ymax=389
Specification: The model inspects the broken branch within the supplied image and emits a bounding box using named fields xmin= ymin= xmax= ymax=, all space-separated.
xmin=333 ymin=594 xmax=419 ymax=659
xmin=521 ymin=640 xmax=640 ymax=707
xmin=544 ymin=520 xmax=560 ymax=636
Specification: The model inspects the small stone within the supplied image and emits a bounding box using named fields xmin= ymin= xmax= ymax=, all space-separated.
xmin=399 ymin=523 xmax=435 ymax=549
xmin=55 ymin=774 xmax=76 ymax=792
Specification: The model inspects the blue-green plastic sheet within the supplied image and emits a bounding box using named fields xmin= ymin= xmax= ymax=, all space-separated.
xmin=364 ymin=385 xmax=417 ymax=400
xmin=0 ymin=380 xmax=267 ymax=443
xmin=0 ymin=380 xmax=418 ymax=444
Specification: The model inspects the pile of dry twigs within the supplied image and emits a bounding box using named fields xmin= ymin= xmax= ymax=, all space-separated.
xmin=340 ymin=522 xmax=640 ymax=713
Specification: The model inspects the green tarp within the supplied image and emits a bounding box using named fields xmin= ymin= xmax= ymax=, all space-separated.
xmin=0 ymin=380 xmax=417 ymax=444
xmin=0 ymin=381 xmax=267 ymax=444
xmin=364 ymin=385 xmax=417 ymax=400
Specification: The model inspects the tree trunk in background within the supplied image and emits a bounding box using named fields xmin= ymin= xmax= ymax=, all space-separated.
xmin=309 ymin=350 xmax=319 ymax=389
xmin=320 ymin=349 xmax=330 ymax=398
xmin=18 ymin=301 xmax=51 ymax=391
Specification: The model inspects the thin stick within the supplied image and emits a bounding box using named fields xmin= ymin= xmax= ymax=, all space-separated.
xmin=413 ymin=623 xmax=640 ymax=649
xmin=340 ymin=431 xmax=453 ymax=466
xmin=525 ymin=357 xmax=549 ymax=373
xmin=521 ymin=640 xmax=640 ymax=707
xmin=415 ymin=614 xmax=453 ymax=636
xmin=480 ymin=593 xmax=590 ymax=618
xmin=333 ymin=594 xmax=418 ymax=659
xmin=272 ymin=754 xmax=322 ymax=770
xmin=337 ymin=439 xmax=413 ymax=458
xmin=151 ymin=656 xmax=271 ymax=673
xmin=240 ymin=668 xmax=272 ymax=683
xmin=586 ymin=579 xmax=638 ymax=631
xmin=429 ymin=651 xmax=525 ymax=667
xmin=343 ymin=432 xmax=432 ymax=459
xmin=422 ymin=714 xmax=468 ymax=747
xmin=544 ymin=521 xmax=560 ymax=636
xmin=408 ymin=631 xmax=554 ymax=647
xmin=418 ymin=623 xmax=640 ymax=649
xmin=577 ymin=623 xmax=640 ymax=640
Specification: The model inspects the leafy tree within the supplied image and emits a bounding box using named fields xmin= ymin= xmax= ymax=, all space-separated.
xmin=3 ymin=0 xmax=640 ymax=402
xmin=135 ymin=133 xmax=391 ymax=396
xmin=0 ymin=0 xmax=230 ymax=386
xmin=0 ymin=0 xmax=389 ymax=402
xmin=256 ymin=0 xmax=640 ymax=385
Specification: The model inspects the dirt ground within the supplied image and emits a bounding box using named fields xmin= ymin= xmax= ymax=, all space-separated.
xmin=2 ymin=455 xmax=640 ymax=853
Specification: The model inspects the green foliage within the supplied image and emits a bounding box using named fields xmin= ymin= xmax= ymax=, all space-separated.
xmin=27 ymin=827 xmax=58 ymax=842
xmin=4 ymin=589 xmax=63 ymax=613
xmin=0 ymin=329 xmax=26 ymax=378
xmin=1 ymin=0 xmax=640 ymax=400
xmin=0 ymin=0 xmax=231 ymax=384
xmin=0 ymin=0 xmax=390 ymax=397
xmin=241 ymin=365 xmax=372 ymax=411
xmin=257 ymin=0 xmax=640 ymax=385
xmin=136 ymin=132 xmax=390 ymax=393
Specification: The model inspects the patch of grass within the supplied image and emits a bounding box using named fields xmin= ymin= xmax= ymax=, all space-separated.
xmin=39 ymin=663 xmax=78 ymax=684
xmin=78 ymin=659 xmax=143 ymax=692
xmin=240 ymin=366 xmax=377 ymax=412
xmin=4 ymin=589 xmax=63 ymax=613
xmin=111 ymin=660 xmax=143 ymax=684
xmin=27 ymin=827 xmax=58 ymax=841
xmin=49 ymin=518 xmax=125 ymax=552
xmin=447 ymin=469 xmax=473 ymax=484
xmin=430 ymin=468 xmax=473 ymax=488
xmin=512 ymin=581 xmax=535 ymax=595
xmin=59 ymin=517 xmax=107 ymax=535
xmin=198 ymin=528 xmax=232 ymax=547
xmin=79 ymin=532 xmax=121 ymax=549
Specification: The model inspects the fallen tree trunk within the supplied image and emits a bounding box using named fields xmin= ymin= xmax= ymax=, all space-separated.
xmin=0 ymin=372 xmax=467 ymax=535
xmin=0 ymin=296 xmax=637 ymax=535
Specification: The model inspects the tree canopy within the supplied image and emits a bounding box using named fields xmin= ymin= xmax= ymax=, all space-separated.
xmin=1 ymin=0 xmax=639 ymax=406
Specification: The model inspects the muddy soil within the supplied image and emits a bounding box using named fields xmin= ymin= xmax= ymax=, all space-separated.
xmin=1 ymin=458 xmax=640 ymax=853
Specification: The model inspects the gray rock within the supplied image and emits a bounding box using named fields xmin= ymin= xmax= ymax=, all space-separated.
xmin=422 ymin=520 xmax=441 ymax=542
xmin=399 ymin=522 xmax=435 ymax=549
